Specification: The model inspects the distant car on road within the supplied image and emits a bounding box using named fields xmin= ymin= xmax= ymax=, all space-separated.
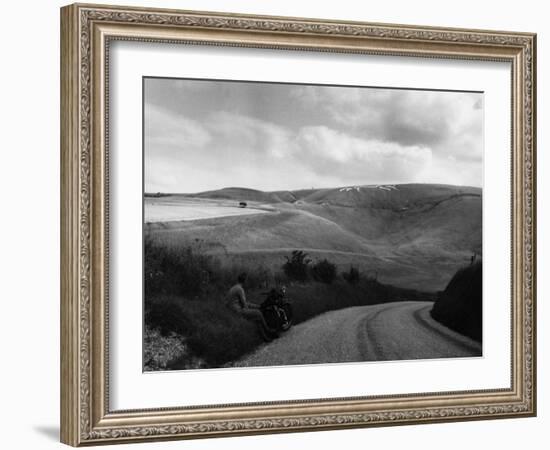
xmin=239 ymin=202 xmax=247 ymax=208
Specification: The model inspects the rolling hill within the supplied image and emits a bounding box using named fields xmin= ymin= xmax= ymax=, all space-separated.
xmin=146 ymin=184 xmax=481 ymax=291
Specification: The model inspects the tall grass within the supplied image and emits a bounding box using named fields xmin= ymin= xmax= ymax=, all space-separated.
xmin=145 ymin=235 xmax=272 ymax=298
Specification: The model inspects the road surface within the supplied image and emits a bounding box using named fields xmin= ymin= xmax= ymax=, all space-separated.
xmin=234 ymin=301 xmax=481 ymax=367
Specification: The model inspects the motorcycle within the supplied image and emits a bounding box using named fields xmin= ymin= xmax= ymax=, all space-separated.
xmin=260 ymin=287 xmax=293 ymax=334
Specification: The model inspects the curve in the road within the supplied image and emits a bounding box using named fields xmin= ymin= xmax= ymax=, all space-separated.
xmin=234 ymin=301 xmax=481 ymax=368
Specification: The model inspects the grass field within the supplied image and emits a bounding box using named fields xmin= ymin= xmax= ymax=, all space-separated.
xmin=145 ymin=197 xmax=272 ymax=222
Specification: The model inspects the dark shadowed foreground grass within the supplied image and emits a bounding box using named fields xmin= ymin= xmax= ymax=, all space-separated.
xmin=146 ymin=296 xmax=263 ymax=369
xmin=430 ymin=261 xmax=482 ymax=342
xmin=144 ymin=237 xmax=437 ymax=369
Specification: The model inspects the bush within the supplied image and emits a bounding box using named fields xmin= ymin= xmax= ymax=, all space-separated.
xmin=431 ymin=261 xmax=482 ymax=342
xmin=342 ymin=266 xmax=360 ymax=284
xmin=282 ymin=250 xmax=311 ymax=282
xmin=311 ymin=259 xmax=337 ymax=284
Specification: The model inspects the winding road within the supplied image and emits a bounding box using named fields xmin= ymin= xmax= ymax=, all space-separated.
xmin=234 ymin=301 xmax=481 ymax=368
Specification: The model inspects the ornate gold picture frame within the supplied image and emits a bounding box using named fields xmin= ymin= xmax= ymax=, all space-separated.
xmin=60 ymin=3 xmax=536 ymax=446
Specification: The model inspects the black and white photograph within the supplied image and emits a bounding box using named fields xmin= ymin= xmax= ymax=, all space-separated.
xmin=143 ymin=77 xmax=483 ymax=371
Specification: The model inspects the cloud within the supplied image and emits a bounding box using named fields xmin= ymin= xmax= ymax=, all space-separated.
xmin=144 ymin=78 xmax=483 ymax=192
xmin=145 ymin=104 xmax=212 ymax=151
xmin=144 ymin=106 xmax=298 ymax=191
xmin=145 ymin=105 xmax=440 ymax=192
xmin=295 ymin=87 xmax=483 ymax=163
xmin=294 ymin=126 xmax=432 ymax=181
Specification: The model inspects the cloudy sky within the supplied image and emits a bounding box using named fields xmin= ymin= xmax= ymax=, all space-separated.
xmin=144 ymin=77 xmax=483 ymax=193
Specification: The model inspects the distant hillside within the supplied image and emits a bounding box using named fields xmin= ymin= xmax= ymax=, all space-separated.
xmin=190 ymin=183 xmax=479 ymax=207
xmin=147 ymin=184 xmax=482 ymax=291
xmin=189 ymin=187 xmax=284 ymax=203
xmin=186 ymin=183 xmax=482 ymax=255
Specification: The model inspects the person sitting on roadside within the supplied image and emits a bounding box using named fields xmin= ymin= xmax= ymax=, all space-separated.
xmin=225 ymin=273 xmax=275 ymax=340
